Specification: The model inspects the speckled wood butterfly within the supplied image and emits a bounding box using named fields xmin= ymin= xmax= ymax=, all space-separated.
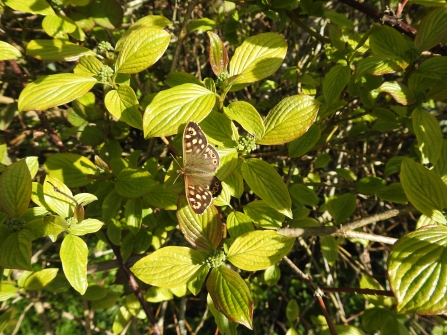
xmin=179 ymin=121 xmax=222 ymax=215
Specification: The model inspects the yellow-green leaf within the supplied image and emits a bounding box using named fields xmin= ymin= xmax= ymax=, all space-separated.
xmin=18 ymin=73 xmax=97 ymax=112
xmin=257 ymin=95 xmax=319 ymax=145
xmin=4 ymin=0 xmax=55 ymax=15
xmin=0 ymin=229 xmax=33 ymax=270
xmin=105 ymin=86 xmax=143 ymax=130
xmin=412 ymin=108 xmax=443 ymax=164
xmin=224 ymin=101 xmax=265 ymax=138
xmin=0 ymin=41 xmax=22 ymax=61
xmin=60 ymin=234 xmax=88 ymax=294
xmin=24 ymin=268 xmax=59 ymax=290
xmin=415 ymin=6 xmax=447 ymax=52
xmin=26 ymin=39 xmax=95 ymax=62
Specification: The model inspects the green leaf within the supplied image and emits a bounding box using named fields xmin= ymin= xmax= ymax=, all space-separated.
xmin=314 ymin=153 xmax=332 ymax=169
xmin=115 ymin=15 xmax=172 ymax=51
xmin=286 ymin=299 xmax=300 ymax=321
xmin=227 ymin=230 xmax=295 ymax=271
xmin=0 ymin=41 xmax=21 ymax=60
xmin=388 ymin=226 xmax=447 ymax=313
xmin=289 ymin=184 xmax=319 ymax=207
xmin=257 ymin=95 xmax=319 ymax=145
xmin=375 ymin=81 xmax=415 ymax=105
xmin=326 ymin=193 xmax=357 ymax=224
xmin=115 ymin=27 xmax=170 ymax=74
xmin=102 ymin=190 xmax=122 ymax=225
xmin=434 ymin=139 xmax=447 ymax=183
xmin=356 ymin=176 xmax=386 ymax=195
xmin=355 ymin=56 xmax=408 ymax=78
xmin=216 ymin=148 xmax=239 ymax=181
xmin=0 ymin=229 xmax=33 ymax=270
xmin=0 ymin=283 xmax=18 ymax=301
xmin=131 ymin=246 xmax=207 ymax=288
xmin=105 ymin=86 xmax=143 ymax=130
xmin=207 ymin=266 xmax=253 ymax=329
xmin=43 ymin=273 xmax=70 ymax=293
xmin=124 ymin=198 xmax=142 ymax=234
xmin=320 ymin=236 xmax=338 ymax=265
xmin=323 ymin=65 xmax=351 ymax=105
xmin=43 ymin=175 xmax=74 ymax=218
xmin=188 ymin=18 xmax=218 ymax=32
xmin=165 ymin=71 xmax=204 ymax=87
xmin=377 ymin=183 xmax=408 ymax=204
xmin=243 ymin=200 xmax=285 ymax=229
xmin=414 ymin=6 xmax=447 ymax=52
xmin=224 ymin=101 xmax=265 ymax=138
xmin=18 ymin=73 xmax=97 ymax=112
xmin=288 ymin=124 xmax=321 ymax=158
xmin=143 ymin=185 xmax=178 ymax=210
xmin=115 ymin=168 xmax=157 ymax=198
xmin=68 ymin=218 xmax=103 ymax=236
xmin=143 ymin=84 xmax=218 ymax=138
xmin=263 ymin=264 xmax=281 ymax=286
xmin=0 ymin=159 xmax=32 ymax=218
xmin=113 ymin=306 xmax=132 ymax=335
xmin=241 ymin=159 xmax=292 ymax=218
xmin=369 ymin=26 xmax=408 ymax=58
xmin=60 ymin=234 xmax=88 ymax=294
xmin=24 ymin=268 xmax=59 ymax=290
xmin=412 ymin=108 xmax=443 ymax=164
xmin=362 ymin=307 xmax=391 ymax=331
xmin=26 ymin=39 xmax=95 ymax=61
xmin=200 ymin=111 xmax=237 ymax=147
xmin=177 ymin=195 xmax=222 ymax=251
xmin=335 ymin=168 xmax=357 ymax=181
xmin=91 ymin=291 xmax=121 ymax=310
xmin=428 ymin=76 xmax=447 ymax=100
xmin=400 ymin=159 xmax=447 ymax=223
xmin=144 ymin=286 xmax=174 ymax=302
xmin=207 ymin=31 xmax=229 ymax=76
xmin=26 ymin=216 xmax=67 ymax=242
xmin=42 ymin=14 xmax=78 ymax=39
xmin=229 ymin=33 xmax=287 ymax=88
xmin=74 ymin=55 xmax=103 ymax=76
xmin=226 ymin=211 xmax=254 ymax=239
xmin=3 ymin=0 xmax=55 ymax=15
xmin=0 ymin=308 xmax=13 ymax=332
xmin=207 ymin=294 xmax=239 ymax=335
xmin=83 ymin=285 xmax=108 ymax=301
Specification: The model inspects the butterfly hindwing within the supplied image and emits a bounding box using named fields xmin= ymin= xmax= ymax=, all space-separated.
xmin=181 ymin=121 xmax=221 ymax=214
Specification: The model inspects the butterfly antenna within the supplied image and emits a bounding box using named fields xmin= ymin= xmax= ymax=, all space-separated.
xmin=170 ymin=153 xmax=183 ymax=185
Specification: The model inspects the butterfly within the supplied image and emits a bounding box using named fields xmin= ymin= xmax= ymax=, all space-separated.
xmin=179 ymin=121 xmax=222 ymax=215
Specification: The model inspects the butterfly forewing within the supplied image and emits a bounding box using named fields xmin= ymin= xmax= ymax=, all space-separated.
xmin=181 ymin=121 xmax=222 ymax=214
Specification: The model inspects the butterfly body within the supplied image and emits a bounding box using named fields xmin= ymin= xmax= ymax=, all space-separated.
xmin=180 ymin=121 xmax=222 ymax=214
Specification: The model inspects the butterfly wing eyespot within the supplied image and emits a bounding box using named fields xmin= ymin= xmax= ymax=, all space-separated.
xmin=181 ymin=121 xmax=221 ymax=214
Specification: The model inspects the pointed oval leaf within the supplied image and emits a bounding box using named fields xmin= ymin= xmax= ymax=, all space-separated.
xmin=264 ymin=264 xmax=281 ymax=286
xmin=241 ymin=158 xmax=292 ymax=218
xmin=44 ymin=153 xmax=97 ymax=188
xmin=3 ymin=0 xmax=55 ymax=15
xmin=355 ymin=56 xmax=408 ymax=78
xmin=224 ymin=101 xmax=265 ymax=138
xmin=0 ymin=229 xmax=33 ymax=270
xmin=415 ymin=6 xmax=447 ymax=52
xmin=326 ymin=193 xmax=357 ymax=224
xmin=115 ymin=168 xmax=157 ymax=198
xmin=68 ymin=218 xmax=103 ymax=236
xmin=0 ymin=41 xmax=22 ymax=61
xmin=375 ymin=81 xmax=416 ymax=105
xmin=400 ymin=159 xmax=447 ymax=223
xmin=369 ymin=26 xmax=408 ymax=58
xmin=207 ymin=266 xmax=253 ymax=329
xmin=226 ymin=211 xmax=254 ymax=239
xmin=288 ymin=123 xmax=321 ymax=158
xmin=24 ymin=268 xmax=59 ymax=290
xmin=320 ymin=235 xmax=338 ymax=265
xmin=26 ymin=39 xmax=95 ymax=61
xmin=257 ymin=95 xmax=319 ymax=145
xmin=124 ymin=198 xmax=142 ymax=234
xmin=143 ymin=84 xmax=218 ymax=137
xmin=143 ymin=185 xmax=178 ymax=210
xmin=229 ymin=33 xmax=287 ymax=86
xmin=388 ymin=226 xmax=447 ymax=314
xmin=0 ymin=283 xmax=18 ymax=301
xmin=323 ymin=65 xmax=351 ymax=105
xmin=116 ymin=15 xmax=172 ymax=50
xmin=227 ymin=230 xmax=295 ymax=271
xmin=60 ymin=234 xmax=88 ymax=294
xmin=131 ymin=246 xmax=206 ymax=288
xmin=42 ymin=14 xmax=77 ymax=38
xmin=286 ymin=299 xmax=300 ymax=321
xmin=18 ymin=73 xmax=97 ymax=112
xmin=207 ymin=31 xmax=229 ymax=76
xmin=289 ymin=184 xmax=319 ymax=207
xmin=207 ymin=294 xmax=239 ymax=335
xmin=115 ymin=27 xmax=170 ymax=74
xmin=105 ymin=86 xmax=143 ymax=130
xmin=0 ymin=159 xmax=32 ymax=218
xmin=243 ymin=200 xmax=285 ymax=229
xmin=412 ymin=108 xmax=443 ymax=164
xmin=177 ymin=195 xmax=222 ymax=251
xmin=43 ymin=175 xmax=74 ymax=218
